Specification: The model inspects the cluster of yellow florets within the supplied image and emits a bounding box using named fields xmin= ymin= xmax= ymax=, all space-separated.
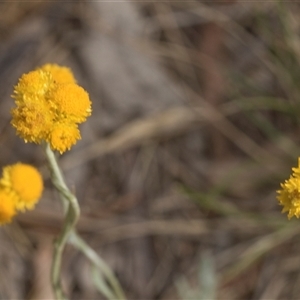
xmin=0 ymin=163 xmax=43 ymax=225
xmin=277 ymin=158 xmax=300 ymax=219
xmin=11 ymin=64 xmax=92 ymax=153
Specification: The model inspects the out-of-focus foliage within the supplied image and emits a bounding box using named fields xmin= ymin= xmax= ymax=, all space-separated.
xmin=0 ymin=1 xmax=299 ymax=299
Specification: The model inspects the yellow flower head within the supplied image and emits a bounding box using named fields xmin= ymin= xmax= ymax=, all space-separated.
xmin=11 ymin=100 xmax=54 ymax=143
xmin=277 ymin=158 xmax=300 ymax=219
xmin=48 ymin=122 xmax=81 ymax=154
xmin=0 ymin=190 xmax=17 ymax=225
xmin=13 ymin=69 xmax=53 ymax=103
xmin=11 ymin=64 xmax=92 ymax=153
xmin=1 ymin=163 xmax=43 ymax=210
xmin=48 ymin=83 xmax=91 ymax=123
xmin=40 ymin=64 xmax=76 ymax=84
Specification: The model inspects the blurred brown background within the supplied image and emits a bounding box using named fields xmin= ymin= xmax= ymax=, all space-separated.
xmin=0 ymin=1 xmax=299 ymax=299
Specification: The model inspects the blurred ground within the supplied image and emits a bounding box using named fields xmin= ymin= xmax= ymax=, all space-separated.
xmin=0 ymin=1 xmax=299 ymax=299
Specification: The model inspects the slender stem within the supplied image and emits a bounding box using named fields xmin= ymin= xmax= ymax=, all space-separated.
xmin=43 ymin=143 xmax=69 ymax=212
xmin=43 ymin=143 xmax=126 ymax=300
xmin=69 ymin=232 xmax=126 ymax=300
xmin=92 ymin=265 xmax=116 ymax=300
xmin=43 ymin=143 xmax=80 ymax=300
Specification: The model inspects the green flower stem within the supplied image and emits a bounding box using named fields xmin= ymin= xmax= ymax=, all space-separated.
xmin=43 ymin=143 xmax=80 ymax=300
xmin=68 ymin=231 xmax=126 ymax=300
xmin=43 ymin=143 xmax=69 ymax=213
xmin=43 ymin=143 xmax=126 ymax=300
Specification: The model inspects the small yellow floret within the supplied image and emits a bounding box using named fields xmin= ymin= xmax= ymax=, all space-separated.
xmin=13 ymin=69 xmax=53 ymax=103
xmin=40 ymin=64 xmax=76 ymax=84
xmin=48 ymin=122 xmax=81 ymax=154
xmin=48 ymin=83 xmax=91 ymax=123
xmin=0 ymin=189 xmax=17 ymax=225
xmin=1 ymin=163 xmax=43 ymax=210
xmin=11 ymin=101 xmax=54 ymax=143
xmin=277 ymin=158 xmax=300 ymax=219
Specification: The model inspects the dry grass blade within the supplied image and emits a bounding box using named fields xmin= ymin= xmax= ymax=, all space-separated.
xmin=61 ymin=106 xmax=199 ymax=170
xmin=220 ymin=223 xmax=300 ymax=284
xmin=62 ymin=99 xmax=282 ymax=173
